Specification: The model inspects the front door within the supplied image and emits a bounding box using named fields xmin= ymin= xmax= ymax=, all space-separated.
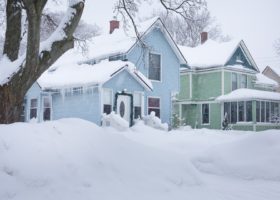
xmin=116 ymin=95 xmax=131 ymax=124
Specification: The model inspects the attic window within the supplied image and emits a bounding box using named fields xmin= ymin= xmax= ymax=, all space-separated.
xmin=236 ymin=54 xmax=244 ymax=63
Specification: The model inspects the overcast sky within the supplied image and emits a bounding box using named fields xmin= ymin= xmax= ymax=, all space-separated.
xmin=60 ymin=0 xmax=280 ymax=71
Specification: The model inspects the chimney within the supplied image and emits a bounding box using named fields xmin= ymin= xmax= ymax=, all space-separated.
xmin=109 ymin=20 xmax=120 ymax=34
xmin=201 ymin=32 xmax=208 ymax=44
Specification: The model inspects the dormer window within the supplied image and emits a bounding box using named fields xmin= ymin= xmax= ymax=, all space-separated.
xmin=236 ymin=54 xmax=244 ymax=64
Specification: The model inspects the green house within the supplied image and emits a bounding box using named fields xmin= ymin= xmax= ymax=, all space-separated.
xmin=176 ymin=35 xmax=280 ymax=131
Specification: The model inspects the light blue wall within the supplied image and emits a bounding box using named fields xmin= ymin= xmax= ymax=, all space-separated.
xmin=127 ymin=28 xmax=181 ymax=124
xmin=104 ymin=69 xmax=146 ymax=94
xmin=24 ymin=82 xmax=42 ymax=122
xmin=51 ymin=87 xmax=101 ymax=125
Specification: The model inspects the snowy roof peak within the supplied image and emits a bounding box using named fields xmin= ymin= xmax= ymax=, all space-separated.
xmin=179 ymin=39 xmax=259 ymax=72
xmin=179 ymin=39 xmax=241 ymax=68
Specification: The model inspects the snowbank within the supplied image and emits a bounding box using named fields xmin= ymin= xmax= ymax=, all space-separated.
xmin=193 ymin=130 xmax=280 ymax=181
xmin=0 ymin=119 xmax=280 ymax=200
xmin=0 ymin=118 xmax=201 ymax=200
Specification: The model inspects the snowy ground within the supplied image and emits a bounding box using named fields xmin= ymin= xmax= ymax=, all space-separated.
xmin=0 ymin=118 xmax=280 ymax=200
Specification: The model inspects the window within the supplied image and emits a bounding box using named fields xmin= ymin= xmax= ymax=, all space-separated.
xmin=261 ymin=101 xmax=265 ymax=122
xmin=240 ymin=74 xmax=247 ymax=88
xmin=202 ymin=104 xmax=209 ymax=124
xmin=266 ymin=102 xmax=270 ymax=122
xmin=232 ymin=73 xmax=238 ymax=91
xmin=103 ymin=89 xmax=112 ymax=115
xmin=148 ymin=53 xmax=161 ymax=81
xmin=20 ymin=99 xmax=27 ymax=122
xmin=224 ymin=102 xmax=231 ymax=122
xmin=30 ymin=99 xmax=38 ymax=119
xmin=134 ymin=93 xmax=142 ymax=119
xmin=230 ymin=102 xmax=237 ymax=124
xmin=246 ymin=101 xmax=252 ymax=122
xmin=256 ymin=101 xmax=260 ymax=122
xmin=148 ymin=97 xmax=160 ymax=118
xmin=43 ymin=97 xmax=51 ymax=121
xmin=224 ymin=101 xmax=252 ymax=124
xmin=73 ymin=87 xmax=83 ymax=95
xmin=238 ymin=101 xmax=245 ymax=122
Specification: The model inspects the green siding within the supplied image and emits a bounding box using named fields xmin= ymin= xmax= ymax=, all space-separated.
xmin=192 ymin=72 xmax=222 ymax=100
xmin=179 ymin=74 xmax=190 ymax=100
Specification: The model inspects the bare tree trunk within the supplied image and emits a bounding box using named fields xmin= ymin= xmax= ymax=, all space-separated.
xmin=0 ymin=1 xmax=84 ymax=124
xmin=3 ymin=0 xmax=22 ymax=61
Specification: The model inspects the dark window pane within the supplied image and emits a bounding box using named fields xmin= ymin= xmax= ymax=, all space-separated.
xmin=261 ymin=101 xmax=265 ymax=122
xmin=43 ymin=108 xmax=51 ymax=121
xmin=73 ymin=87 xmax=83 ymax=95
xmin=246 ymin=101 xmax=252 ymax=122
xmin=238 ymin=101 xmax=244 ymax=122
xmin=266 ymin=102 xmax=270 ymax=122
xmin=202 ymin=104 xmax=209 ymax=124
xmin=231 ymin=102 xmax=237 ymax=124
xmin=30 ymin=108 xmax=37 ymax=119
xmin=148 ymin=98 xmax=160 ymax=107
xmin=148 ymin=108 xmax=160 ymax=118
xmin=149 ymin=53 xmax=161 ymax=81
xmin=134 ymin=106 xmax=141 ymax=119
xmin=224 ymin=102 xmax=231 ymax=122
xmin=103 ymin=104 xmax=112 ymax=115
xmin=256 ymin=101 xmax=260 ymax=122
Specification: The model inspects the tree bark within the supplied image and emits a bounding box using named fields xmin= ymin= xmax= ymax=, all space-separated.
xmin=3 ymin=0 xmax=22 ymax=61
xmin=0 ymin=1 xmax=85 ymax=124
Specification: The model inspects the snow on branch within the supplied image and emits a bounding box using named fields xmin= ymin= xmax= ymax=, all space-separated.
xmin=0 ymin=0 xmax=84 ymax=86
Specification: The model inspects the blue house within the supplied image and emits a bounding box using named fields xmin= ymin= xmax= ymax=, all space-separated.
xmin=23 ymin=17 xmax=186 ymax=127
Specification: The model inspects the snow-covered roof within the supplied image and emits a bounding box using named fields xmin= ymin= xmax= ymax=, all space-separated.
xmin=37 ymin=60 xmax=153 ymax=91
xmin=268 ymin=65 xmax=280 ymax=77
xmin=179 ymin=39 xmax=259 ymax=72
xmin=216 ymin=88 xmax=280 ymax=102
xmin=83 ymin=17 xmax=186 ymax=64
xmin=255 ymin=73 xmax=278 ymax=86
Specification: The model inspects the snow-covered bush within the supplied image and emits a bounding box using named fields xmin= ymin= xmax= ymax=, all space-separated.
xmin=143 ymin=111 xmax=168 ymax=131
xmin=102 ymin=112 xmax=129 ymax=131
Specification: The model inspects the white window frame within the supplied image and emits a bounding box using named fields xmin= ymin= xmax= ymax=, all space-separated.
xmin=147 ymin=96 xmax=161 ymax=118
xmin=201 ymin=103 xmax=210 ymax=125
xmin=148 ymin=52 xmax=162 ymax=82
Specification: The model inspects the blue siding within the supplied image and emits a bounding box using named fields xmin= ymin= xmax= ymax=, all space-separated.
xmin=104 ymin=69 xmax=145 ymax=94
xmin=51 ymin=88 xmax=101 ymax=125
xmin=127 ymin=28 xmax=180 ymax=124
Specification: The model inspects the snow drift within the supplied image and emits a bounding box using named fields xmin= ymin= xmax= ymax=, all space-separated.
xmin=0 ymin=119 xmax=280 ymax=200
